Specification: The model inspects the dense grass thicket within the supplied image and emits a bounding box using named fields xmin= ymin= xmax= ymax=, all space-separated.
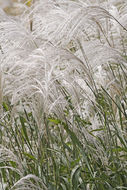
xmin=0 ymin=0 xmax=127 ymax=189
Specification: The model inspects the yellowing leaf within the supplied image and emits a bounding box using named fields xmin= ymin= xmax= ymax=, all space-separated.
xmin=26 ymin=0 xmax=32 ymax=7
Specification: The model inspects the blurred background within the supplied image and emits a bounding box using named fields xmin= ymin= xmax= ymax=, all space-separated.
xmin=0 ymin=0 xmax=32 ymax=15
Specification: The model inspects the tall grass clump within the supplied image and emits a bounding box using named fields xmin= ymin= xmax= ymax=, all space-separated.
xmin=0 ymin=0 xmax=127 ymax=189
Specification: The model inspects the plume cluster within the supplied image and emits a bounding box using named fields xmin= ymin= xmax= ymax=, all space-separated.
xmin=0 ymin=0 xmax=127 ymax=189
